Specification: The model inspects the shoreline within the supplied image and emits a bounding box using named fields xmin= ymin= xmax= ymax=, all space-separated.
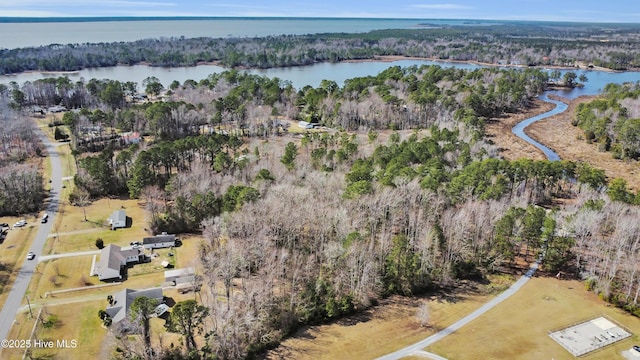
xmin=1 ymin=55 xmax=630 ymax=78
xmin=341 ymin=55 xmax=592 ymax=72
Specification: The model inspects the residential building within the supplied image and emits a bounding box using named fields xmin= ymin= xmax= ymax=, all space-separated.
xmin=94 ymin=244 xmax=142 ymax=281
xmin=142 ymin=233 xmax=176 ymax=249
xmin=108 ymin=210 xmax=127 ymax=230
xmin=105 ymin=288 xmax=163 ymax=324
xmin=164 ymin=267 xmax=195 ymax=284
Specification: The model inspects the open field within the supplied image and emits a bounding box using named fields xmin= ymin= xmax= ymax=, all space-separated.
xmin=266 ymin=276 xmax=515 ymax=360
xmin=427 ymin=277 xmax=640 ymax=360
xmin=526 ymin=95 xmax=640 ymax=192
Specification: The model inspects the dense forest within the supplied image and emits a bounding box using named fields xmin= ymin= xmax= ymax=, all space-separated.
xmin=0 ymin=91 xmax=45 ymax=215
xmin=3 ymin=62 xmax=640 ymax=359
xmin=3 ymin=22 xmax=640 ymax=75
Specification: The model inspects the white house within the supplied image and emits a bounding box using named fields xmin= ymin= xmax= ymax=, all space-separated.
xmin=142 ymin=233 xmax=176 ymax=249
xmin=108 ymin=210 xmax=127 ymax=230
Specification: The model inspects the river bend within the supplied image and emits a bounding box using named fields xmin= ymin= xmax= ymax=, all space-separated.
xmin=512 ymin=94 xmax=568 ymax=161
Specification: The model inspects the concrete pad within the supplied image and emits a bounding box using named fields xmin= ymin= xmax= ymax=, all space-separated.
xmin=549 ymin=316 xmax=631 ymax=357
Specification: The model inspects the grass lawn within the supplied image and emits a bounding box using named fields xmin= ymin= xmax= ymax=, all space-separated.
xmin=2 ymin=299 xmax=107 ymax=360
xmin=44 ymin=198 xmax=149 ymax=255
xmin=266 ymin=277 xmax=507 ymax=360
xmin=27 ymin=256 xmax=100 ymax=298
xmin=175 ymin=235 xmax=204 ymax=270
xmin=129 ymin=247 xmax=177 ymax=277
xmin=428 ymin=277 xmax=640 ymax=360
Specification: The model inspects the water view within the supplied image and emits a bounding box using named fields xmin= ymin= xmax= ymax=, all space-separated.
xmin=3 ymin=60 xmax=640 ymax=96
xmin=0 ymin=17 xmax=470 ymax=49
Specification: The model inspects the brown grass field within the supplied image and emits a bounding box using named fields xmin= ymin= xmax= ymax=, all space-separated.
xmin=485 ymin=99 xmax=554 ymax=161
xmin=6 ymin=94 xmax=637 ymax=359
xmin=267 ymin=275 xmax=640 ymax=360
xmin=266 ymin=276 xmax=515 ymax=360
xmin=2 ymin=299 xmax=107 ymax=360
xmin=427 ymin=277 xmax=640 ymax=360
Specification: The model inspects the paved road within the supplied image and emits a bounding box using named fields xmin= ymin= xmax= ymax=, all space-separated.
xmin=377 ymin=261 xmax=540 ymax=360
xmin=0 ymin=130 xmax=63 ymax=343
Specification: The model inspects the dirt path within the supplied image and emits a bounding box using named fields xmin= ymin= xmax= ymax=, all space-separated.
xmin=485 ymin=99 xmax=555 ymax=161
xmin=526 ymin=95 xmax=640 ymax=191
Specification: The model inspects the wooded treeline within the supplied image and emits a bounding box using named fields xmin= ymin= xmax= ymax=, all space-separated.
xmin=2 ymin=22 xmax=640 ymax=75
xmin=0 ymin=91 xmax=45 ymax=215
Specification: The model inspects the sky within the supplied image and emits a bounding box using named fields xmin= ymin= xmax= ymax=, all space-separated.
xmin=0 ymin=0 xmax=639 ymax=23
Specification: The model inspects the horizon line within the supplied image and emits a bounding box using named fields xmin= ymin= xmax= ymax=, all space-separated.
xmin=0 ymin=16 xmax=639 ymax=25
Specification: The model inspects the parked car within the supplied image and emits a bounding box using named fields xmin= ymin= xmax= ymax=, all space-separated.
xmin=14 ymin=220 xmax=27 ymax=228
xmin=26 ymin=252 xmax=36 ymax=260
xmin=0 ymin=222 xmax=8 ymax=228
xmin=633 ymin=345 xmax=640 ymax=353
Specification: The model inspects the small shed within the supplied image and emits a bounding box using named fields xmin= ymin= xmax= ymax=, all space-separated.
xmin=109 ymin=210 xmax=127 ymax=230
xmin=165 ymin=267 xmax=195 ymax=283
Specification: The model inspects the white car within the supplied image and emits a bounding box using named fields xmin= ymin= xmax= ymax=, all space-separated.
xmin=26 ymin=252 xmax=36 ymax=260
xmin=14 ymin=220 xmax=27 ymax=228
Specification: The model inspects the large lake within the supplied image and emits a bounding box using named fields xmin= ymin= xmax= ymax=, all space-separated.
xmin=2 ymin=60 xmax=640 ymax=96
xmin=3 ymin=17 xmax=639 ymax=94
xmin=0 ymin=18 xmax=491 ymax=49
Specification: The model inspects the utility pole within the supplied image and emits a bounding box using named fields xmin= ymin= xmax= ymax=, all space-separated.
xmin=26 ymin=296 xmax=33 ymax=319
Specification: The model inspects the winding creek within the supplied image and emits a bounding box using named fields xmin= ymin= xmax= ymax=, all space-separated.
xmin=512 ymin=94 xmax=568 ymax=161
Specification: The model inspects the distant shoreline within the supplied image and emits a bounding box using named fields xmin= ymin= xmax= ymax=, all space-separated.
xmin=0 ymin=16 xmax=427 ymax=24
xmin=341 ymin=55 xmax=621 ymax=73
xmin=2 ymin=56 xmax=626 ymax=80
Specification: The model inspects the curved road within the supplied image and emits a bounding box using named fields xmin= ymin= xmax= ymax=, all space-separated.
xmin=0 ymin=128 xmax=63 ymax=343
xmin=378 ymin=95 xmax=563 ymax=360
xmin=378 ymin=262 xmax=540 ymax=360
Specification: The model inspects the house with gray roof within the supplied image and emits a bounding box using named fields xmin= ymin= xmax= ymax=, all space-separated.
xmin=94 ymin=244 xmax=142 ymax=281
xmin=164 ymin=267 xmax=195 ymax=284
xmin=142 ymin=233 xmax=176 ymax=249
xmin=105 ymin=288 xmax=163 ymax=324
